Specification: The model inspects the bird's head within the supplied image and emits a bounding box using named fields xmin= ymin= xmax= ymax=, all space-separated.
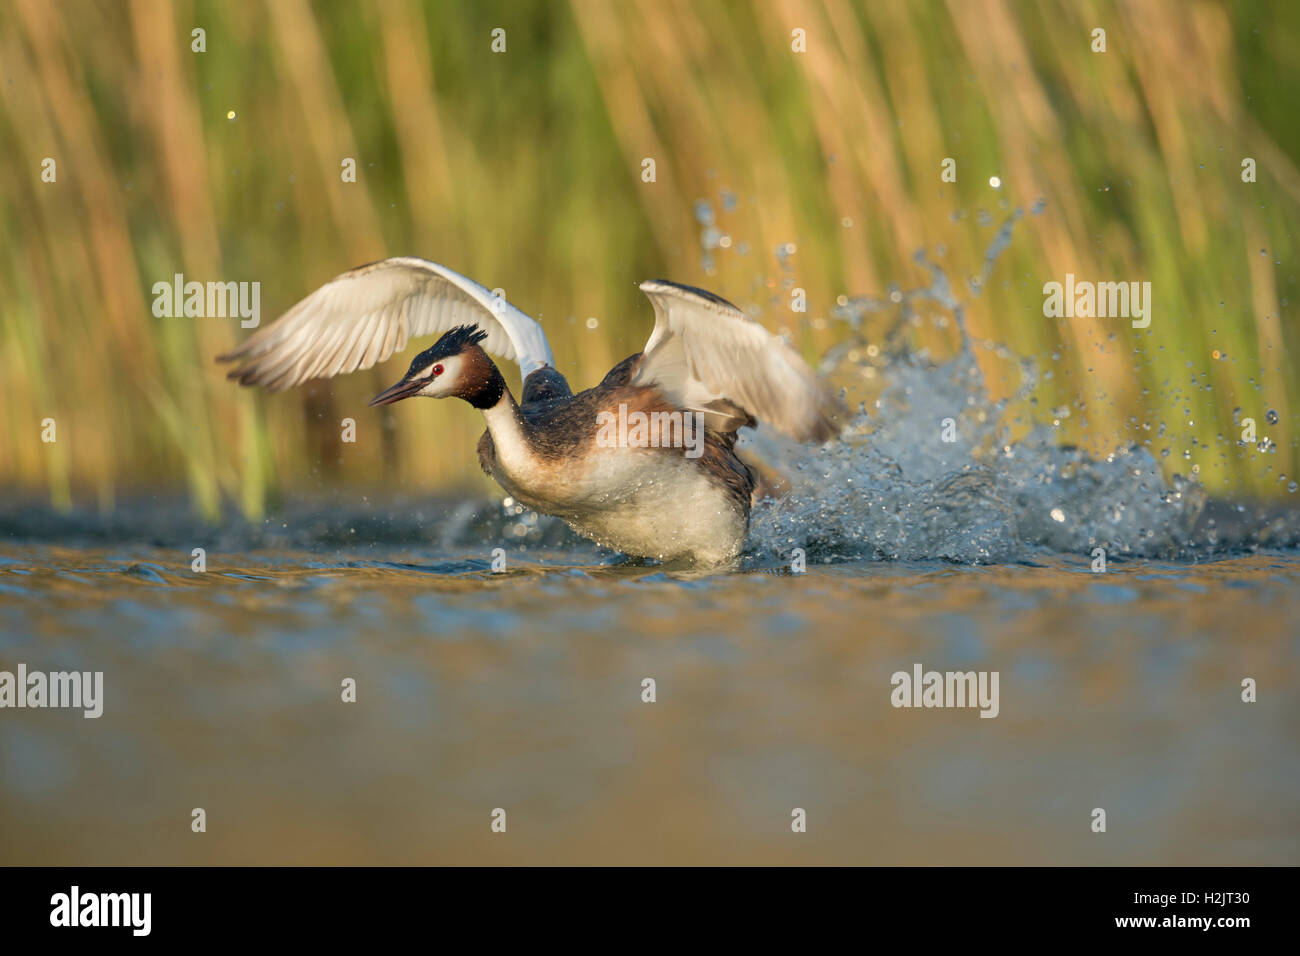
xmin=369 ymin=325 xmax=503 ymax=409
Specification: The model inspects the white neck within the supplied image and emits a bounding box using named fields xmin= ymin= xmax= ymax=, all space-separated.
xmin=480 ymin=389 xmax=532 ymax=472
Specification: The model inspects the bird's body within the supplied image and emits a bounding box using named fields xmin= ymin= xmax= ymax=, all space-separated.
xmin=476 ymin=360 xmax=755 ymax=566
xmin=219 ymin=258 xmax=840 ymax=568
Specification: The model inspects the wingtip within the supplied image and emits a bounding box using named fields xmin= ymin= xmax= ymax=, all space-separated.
xmin=216 ymin=337 xmax=256 ymax=364
xmin=809 ymin=414 xmax=843 ymax=444
xmin=219 ymin=360 xmax=268 ymax=389
xmin=638 ymin=278 xmax=742 ymax=313
xmin=788 ymin=382 xmax=847 ymax=444
xmin=785 ymin=406 xmax=841 ymax=445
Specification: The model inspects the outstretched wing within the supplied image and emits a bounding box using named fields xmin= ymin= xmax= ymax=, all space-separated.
xmin=218 ymin=257 xmax=554 ymax=391
xmin=632 ymin=280 xmax=841 ymax=441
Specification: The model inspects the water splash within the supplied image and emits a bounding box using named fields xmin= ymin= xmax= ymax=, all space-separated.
xmin=744 ymin=209 xmax=1208 ymax=565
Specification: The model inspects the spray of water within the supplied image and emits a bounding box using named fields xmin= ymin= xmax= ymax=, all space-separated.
xmin=741 ymin=205 xmax=1207 ymax=566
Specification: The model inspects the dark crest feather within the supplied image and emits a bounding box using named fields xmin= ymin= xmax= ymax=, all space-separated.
xmin=405 ymin=324 xmax=488 ymax=377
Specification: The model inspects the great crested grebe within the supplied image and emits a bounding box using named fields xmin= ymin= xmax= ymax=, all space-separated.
xmin=219 ymin=258 xmax=841 ymax=567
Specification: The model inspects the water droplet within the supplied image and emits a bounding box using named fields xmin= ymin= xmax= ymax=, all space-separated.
xmin=1266 ymin=409 xmax=1279 ymax=425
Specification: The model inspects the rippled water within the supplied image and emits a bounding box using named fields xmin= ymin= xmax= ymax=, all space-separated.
xmin=1 ymin=528 xmax=1297 ymax=865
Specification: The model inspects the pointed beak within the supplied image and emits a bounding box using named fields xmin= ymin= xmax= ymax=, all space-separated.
xmin=368 ymin=374 xmax=425 ymax=407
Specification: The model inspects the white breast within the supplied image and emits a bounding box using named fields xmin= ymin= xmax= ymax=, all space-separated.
xmin=554 ymin=447 xmax=749 ymax=565
xmin=481 ymin=405 xmax=748 ymax=565
xmin=488 ymin=434 xmax=748 ymax=567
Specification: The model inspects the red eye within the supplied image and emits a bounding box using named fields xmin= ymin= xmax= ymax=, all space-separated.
xmin=432 ymin=364 xmax=444 ymax=376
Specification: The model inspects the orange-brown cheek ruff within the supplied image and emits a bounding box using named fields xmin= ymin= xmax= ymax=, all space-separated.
xmin=450 ymin=347 xmax=506 ymax=409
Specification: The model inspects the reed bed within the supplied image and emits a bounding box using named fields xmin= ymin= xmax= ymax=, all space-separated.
xmin=0 ymin=0 xmax=1296 ymax=517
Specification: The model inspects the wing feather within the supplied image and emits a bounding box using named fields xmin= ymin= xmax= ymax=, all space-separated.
xmin=632 ymin=280 xmax=841 ymax=442
xmin=218 ymin=257 xmax=554 ymax=390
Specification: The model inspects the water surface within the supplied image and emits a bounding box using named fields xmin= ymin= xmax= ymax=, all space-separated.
xmin=1 ymin=527 xmax=1296 ymax=865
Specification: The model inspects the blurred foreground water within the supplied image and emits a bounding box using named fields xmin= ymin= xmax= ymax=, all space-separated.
xmin=1 ymin=500 xmax=1298 ymax=865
